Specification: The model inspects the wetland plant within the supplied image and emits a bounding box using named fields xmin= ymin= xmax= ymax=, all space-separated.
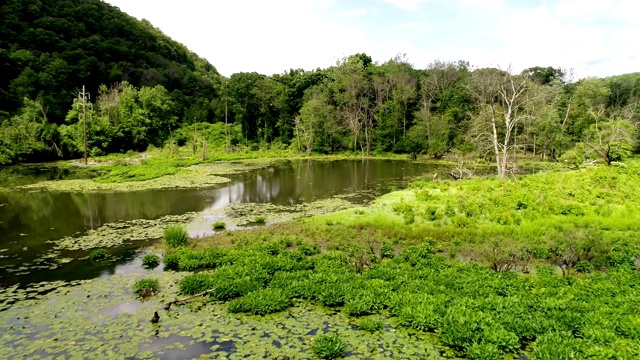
xmin=254 ymin=216 xmax=266 ymax=225
xmin=227 ymin=288 xmax=292 ymax=315
xmin=133 ymin=278 xmax=159 ymax=298
xmin=212 ymin=221 xmax=226 ymax=230
xmin=311 ymin=332 xmax=347 ymax=359
xmin=356 ymin=316 xmax=384 ymax=332
xmin=164 ymin=225 xmax=188 ymax=248
xmin=89 ymin=248 xmax=110 ymax=261
xmin=142 ymin=254 xmax=160 ymax=269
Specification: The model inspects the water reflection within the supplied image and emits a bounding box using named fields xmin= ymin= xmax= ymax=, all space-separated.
xmin=0 ymin=159 xmax=448 ymax=283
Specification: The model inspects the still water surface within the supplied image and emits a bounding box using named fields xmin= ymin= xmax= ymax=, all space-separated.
xmin=0 ymin=159 xmax=449 ymax=285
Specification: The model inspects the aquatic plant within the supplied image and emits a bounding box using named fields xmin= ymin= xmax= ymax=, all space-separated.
xmin=356 ymin=316 xmax=384 ymax=332
xmin=163 ymin=253 xmax=180 ymax=270
xmin=212 ymin=221 xmax=226 ymax=230
xmin=254 ymin=216 xmax=266 ymax=224
xmin=89 ymin=248 xmax=110 ymax=261
xmin=164 ymin=225 xmax=188 ymax=248
xmin=311 ymin=332 xmax=347 ymax=359
xmin=227 ymin=288 xmax=292 ymax=315
xmin=142 ymin=254 xmax=160 ymax=269
xmin=133 ymin=278 xmax=159 ymax=298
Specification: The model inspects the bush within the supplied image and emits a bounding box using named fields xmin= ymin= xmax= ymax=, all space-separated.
xmin=142 ymin=254 xmax=160 ymax=269
xmin=164 ymin=225 xmax=188 ymax=248
xmin=311 ymin=333 xmax=347 ymax=359
xmin=574 ymin=260 xmax=594 ymax=273
xmin=212 ymin=221 xmax=226 ymax=230
xmin=255 ymin=216 xmax=266 ymax=225
xmin=134 ymin=278 xmax=159 ymax=298
xmin=380 ymin=243 xmax=395 ymax=259
xmin=227 ymin=288 xmax=292 ymax=315
xmin=89 ymin=249 xmax=110 ymax=261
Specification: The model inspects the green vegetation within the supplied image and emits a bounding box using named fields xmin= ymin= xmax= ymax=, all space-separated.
xmin=154 ymin=160 xmax=640 ymax=358
xmin=133 ymin=278 xmax=159 ymax=298
xmin=254 ymin=216 xmax=266 ymax=225
xmin=1 ymin=0 xmax=637 ymax=173
xmin=356 ymin=316 xmax=385 ymax=332
xmin=141 ymin=254 xmax=160 ymax=269
xmin=312 ymin=333 xmax=347 ymax=360
xmin=212 ymin=221 xmax=226 ymax=230
xmin=163 ymin=225 xmax=188 ymax=248
xmin=88 ymin=248 xmax=109 ymax=261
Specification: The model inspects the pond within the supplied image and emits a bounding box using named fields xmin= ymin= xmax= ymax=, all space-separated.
xmin=0 ymin=159 xmax=451 ymax=286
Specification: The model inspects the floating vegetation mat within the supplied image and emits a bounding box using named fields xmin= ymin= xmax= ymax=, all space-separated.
xmin=0 ymin=271 xmax=442 ymax=359
xmin=16 ymin=160 xmax=280 ymax=193
xmin=50 ymin=213 xmax=197 ymax=251
xmin=189 ymin=198 xmax=356 ymax=236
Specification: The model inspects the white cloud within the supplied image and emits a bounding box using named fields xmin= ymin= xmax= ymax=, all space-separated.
xmin=104 ymin=0 xmax=639 ymax=78
xmin=381 ymin=0 xmax=430 ymax=11
xmin=340 ymin=8 xmax=368 ymax=17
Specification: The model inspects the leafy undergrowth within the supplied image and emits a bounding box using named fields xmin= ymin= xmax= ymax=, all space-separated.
xmin=172 ymin=161 xmax=640 ymax=358
xmin=168 ymin=239 xmax=640 ymax=359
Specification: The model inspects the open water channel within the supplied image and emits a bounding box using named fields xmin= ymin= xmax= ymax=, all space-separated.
xmin=0 ymin=159 xmax=451 ymax=286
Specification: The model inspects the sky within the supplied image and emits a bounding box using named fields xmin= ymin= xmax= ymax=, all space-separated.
xmin=104 ymin=0 xmax=639 ymax=79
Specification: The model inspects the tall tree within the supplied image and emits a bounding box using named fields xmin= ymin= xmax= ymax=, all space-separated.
xmin=469 ymin=67 xmax=538 ymax=179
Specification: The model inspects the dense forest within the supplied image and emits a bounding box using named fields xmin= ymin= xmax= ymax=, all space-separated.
xmin=1 ymin=0 xmax=639 ymax=175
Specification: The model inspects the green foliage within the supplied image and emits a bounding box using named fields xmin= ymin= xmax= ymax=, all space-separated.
xmin=164 ymin=225 xmax=188 ymax=248
xmin=227 ymin=288 xmax=292 ymax=315
xmin=212 ymin=221 xmax=226 ymax=230
xmin=141 ymin=254 xmax=160 ymax=269
xmin=133 ymin=278 xmax=159 ymax=298
xmin=254 ymin=216 xmax=266 ymax=224
xmin=380 ymin=243 xmax=395 ymax=259
xmin=89 ymin=248 xmax=110 ymax=261
xmin=356 ymin=316 xmax=384 ymax=332
xmin=311 ymin=333 xmax=347 ymax=360
xmin=163 ymin=253 xmax=180 ymax=271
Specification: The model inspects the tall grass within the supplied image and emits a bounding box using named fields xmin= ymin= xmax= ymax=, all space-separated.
xmin=164 ymin=225 xmax=188 ymax=248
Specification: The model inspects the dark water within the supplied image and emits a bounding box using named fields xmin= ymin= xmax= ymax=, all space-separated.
xmin=0 ymin=159 xmax=449 ymax=285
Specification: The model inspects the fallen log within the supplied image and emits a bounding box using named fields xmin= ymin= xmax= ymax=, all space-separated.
xmin=163 ymin=288 xmax=218 ymax=310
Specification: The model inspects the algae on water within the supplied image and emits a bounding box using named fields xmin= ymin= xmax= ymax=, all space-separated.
xmin=0 ymin=271 xmax=443 ymax=359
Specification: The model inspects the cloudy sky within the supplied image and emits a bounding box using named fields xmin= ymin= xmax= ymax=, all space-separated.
xmin=105 ymin=0 xmax=638 ymax=79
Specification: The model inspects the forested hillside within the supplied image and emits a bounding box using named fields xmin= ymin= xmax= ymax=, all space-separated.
xmin=1 ymin=0 xmax=639 ymax=170
xmin=0 ymin=0 xmax=221 ymax=162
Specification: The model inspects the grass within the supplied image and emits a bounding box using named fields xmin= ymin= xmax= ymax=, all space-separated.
xmin=89 ymin=249 xmax=110 ymax=261
xmin=163 ymin=159 xmax=640 ymax=358
xmin=141 ymin=254 xmax=160 ymax=269
xmin=311 ymin=333 xmax=347 ymax=359
xmin=164 ymin=225 xmax=188 ymax=248
xmin=212 ymin=221 xmax=226 ymax=230
xmin=133 ymin=278 xmax=159 ymax=298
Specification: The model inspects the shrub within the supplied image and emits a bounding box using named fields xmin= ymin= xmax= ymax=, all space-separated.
xmin=164 ymin=225 xmax=188 ymax=248
xmin=311 ymin=333 xmax=347 ymax=360
xmin=89 ymin=249 xmax=110 ymax=261
xmin=574 ymin=260 xmax=594 ymax=273
xmin=299 ymin=244 xmax=321 ymax=256
xmin=380 ymin=243 xmax=395 ymax=259
xmin=134 ymin=278 xmax=159 ymax=298
xmin=227 ymin=288 xmax=292 ymax=315
xmin=142 ymin=254 xmax=160 ymax=269
xmin=255 ymin=216 xmax=266 ymax=224
xmin=212 ymin=221 xmax=226 ymax=230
